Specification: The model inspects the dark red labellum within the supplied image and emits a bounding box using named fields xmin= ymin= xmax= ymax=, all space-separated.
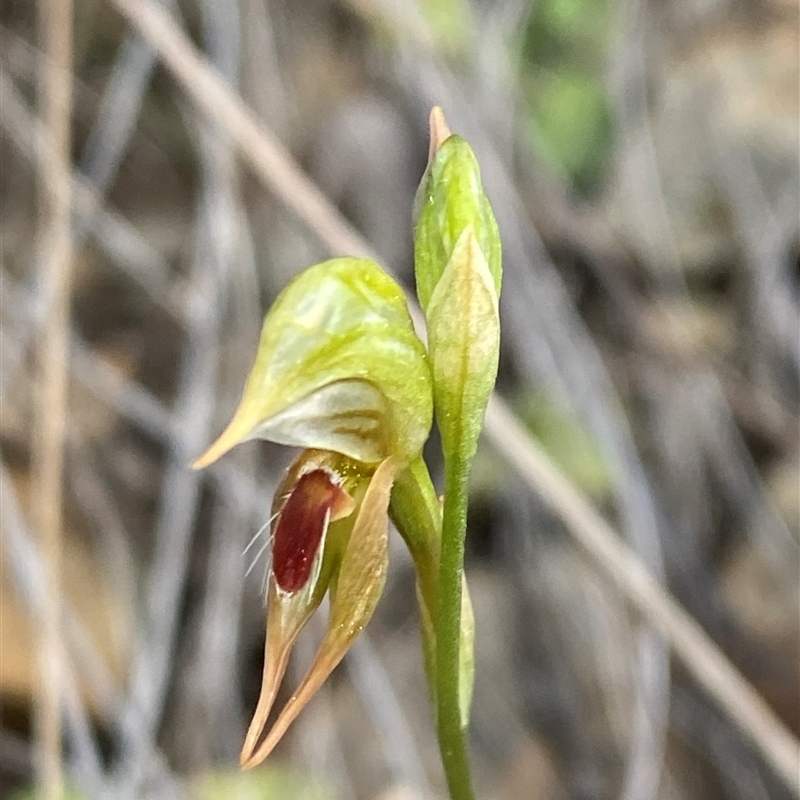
xmin=272 ymin=469 xmax=343 ymax=592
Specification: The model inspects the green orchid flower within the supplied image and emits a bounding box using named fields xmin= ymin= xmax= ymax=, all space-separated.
xmin=192 ymin=257 xmax=432 ymax=768
xmin=191 ymin=110 xmax=501 ymax=800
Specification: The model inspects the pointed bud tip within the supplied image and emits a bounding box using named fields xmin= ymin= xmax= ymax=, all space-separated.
xmin=240 ymin=748 xmax=263 ymax=770
xmin=428 ymin=106 xmax=452 ymax=164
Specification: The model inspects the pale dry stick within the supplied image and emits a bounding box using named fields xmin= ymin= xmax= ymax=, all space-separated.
xmin=2 ymin=268 xmax=265 ymax=527
xmin=348 ymin=635 xmax=432 ymax=797
xmin=289 ymin=610 xmax=357 ymax=799
xmin=79 ymin=0 xmax=177 ymax=197
xmin=608 ymin=0 xmax=795 ymax=558
xmin=0 ymin=64 xmax=172 ymax=305
xmin=239 ymin=0 xmax=288 ymax=135
xmin=608 ymin=0 xmax=796 ymax=546
xmin=608 ymin=0 xmax=683 ymax=284
xmin=74 ymin=338 xmax=266 ymax=520
xmin=710 ymin=130 xmax=799 ymax=371
xmin=0 ymin=71 xmax=265 ymax=524
xmin=0 ymin=66 xmax=176 ymax=404
xmin=112 ymin=274 xmax=221 ymax=799
xmin=672 ymin=689 xmax=773 ymax=800
xmin=32 ymin=1 xmax=73 ymax=798
xmin=533 ymin=1 xmax=672 ymax=793
xmin=109 ymin=28 xmax=237 ymax=793
xmin=101 ymin=0 xmax=800 ymax=793
xmin=65 ymin=439 xmax=139 ymax=664
xmin=167 ymin=0 xmax=250 ymax=768
xmin=0 ymin=1 xmax=177 ymax=236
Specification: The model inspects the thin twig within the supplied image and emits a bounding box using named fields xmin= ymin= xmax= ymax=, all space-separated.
xmin=78 ymin=0 xmax=176 ymax=198
xmin=1 ymin=266 xmax=265 ymax=538
xmin=167 ymin=0 xmax=249 ymax=768
xmin=0 ymin=66 xmax=177 ymax=409
xmin=112 ymin=251 xmax=221 ymax=798
xmin=32 ymin=0 xmax=73 ymax=797
xmin=100 ymin=0 xmax=800 ymax=793
xmin=0 ymin=65 xmax=173 ymax=301
xmin=348 ymin=636 xmax=432 ymax=796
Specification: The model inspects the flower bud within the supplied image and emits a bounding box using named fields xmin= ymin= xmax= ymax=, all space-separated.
xmin=413 ymin=110 xmax=502 ymax=464
xmin=414 ymin=110 xmax=501 ymax=313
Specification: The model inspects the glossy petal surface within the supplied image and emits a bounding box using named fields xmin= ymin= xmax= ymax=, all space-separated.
xmin=272 ymin=469 xmax=350 ymax=592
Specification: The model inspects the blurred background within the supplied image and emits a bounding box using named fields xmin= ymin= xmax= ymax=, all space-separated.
xmin=1 ymin=0 xmax=798 ymax=798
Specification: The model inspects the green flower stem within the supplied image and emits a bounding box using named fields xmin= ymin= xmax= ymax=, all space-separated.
xmin=436 ymin=447 xmax=476 ymax=800
xmin=391 ymin=457 xmax=476 ymax=799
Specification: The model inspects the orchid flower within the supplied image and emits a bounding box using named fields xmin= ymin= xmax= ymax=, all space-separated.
xmin=193 ymin=257 xmax=432 ymax=470
xmin=192 ymin=110 xmax=501 ymax=800
xmin=192 ymin=257 xmax=431 ymax=768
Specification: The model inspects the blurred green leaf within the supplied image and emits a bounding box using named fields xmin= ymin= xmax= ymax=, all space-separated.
xmin=11 ymin=787 xmax=86 ymax=800
xmin=522 ymin=0 xmax=610 ymax=68
xmin=527 ymin=71 xmax=612 ymax=191
xmin=195 ymin=765 xmax=332 ymax=800
xmin=520 ymin=391 xmax=611 ymax=498
xmin=521 ymin=0 xmax=613 ymax=192
xmin=418 ymin=0 xmax=473 ymax=55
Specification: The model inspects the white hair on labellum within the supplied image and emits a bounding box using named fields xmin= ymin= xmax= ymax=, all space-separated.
xmin=242 ymin=508 xmax=280 ymax=582
xmin=245 ymin=537 xmax=273 ymax=579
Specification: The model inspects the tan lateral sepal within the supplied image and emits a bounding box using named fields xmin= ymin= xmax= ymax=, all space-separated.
xmin=239 ymin=576 xmax=320 ymax=766
xmin=240 ymin=457 xmax=398 ymax=769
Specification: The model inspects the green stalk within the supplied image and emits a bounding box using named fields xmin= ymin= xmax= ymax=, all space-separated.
xmin=391 ymin=456 xmax=477 ymax=799
xmin=436 ymin=448 xmax=475 ymax=800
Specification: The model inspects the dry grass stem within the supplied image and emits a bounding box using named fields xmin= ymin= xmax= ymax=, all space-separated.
xmin=32 ymin=1 xmax=74 ymax=798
